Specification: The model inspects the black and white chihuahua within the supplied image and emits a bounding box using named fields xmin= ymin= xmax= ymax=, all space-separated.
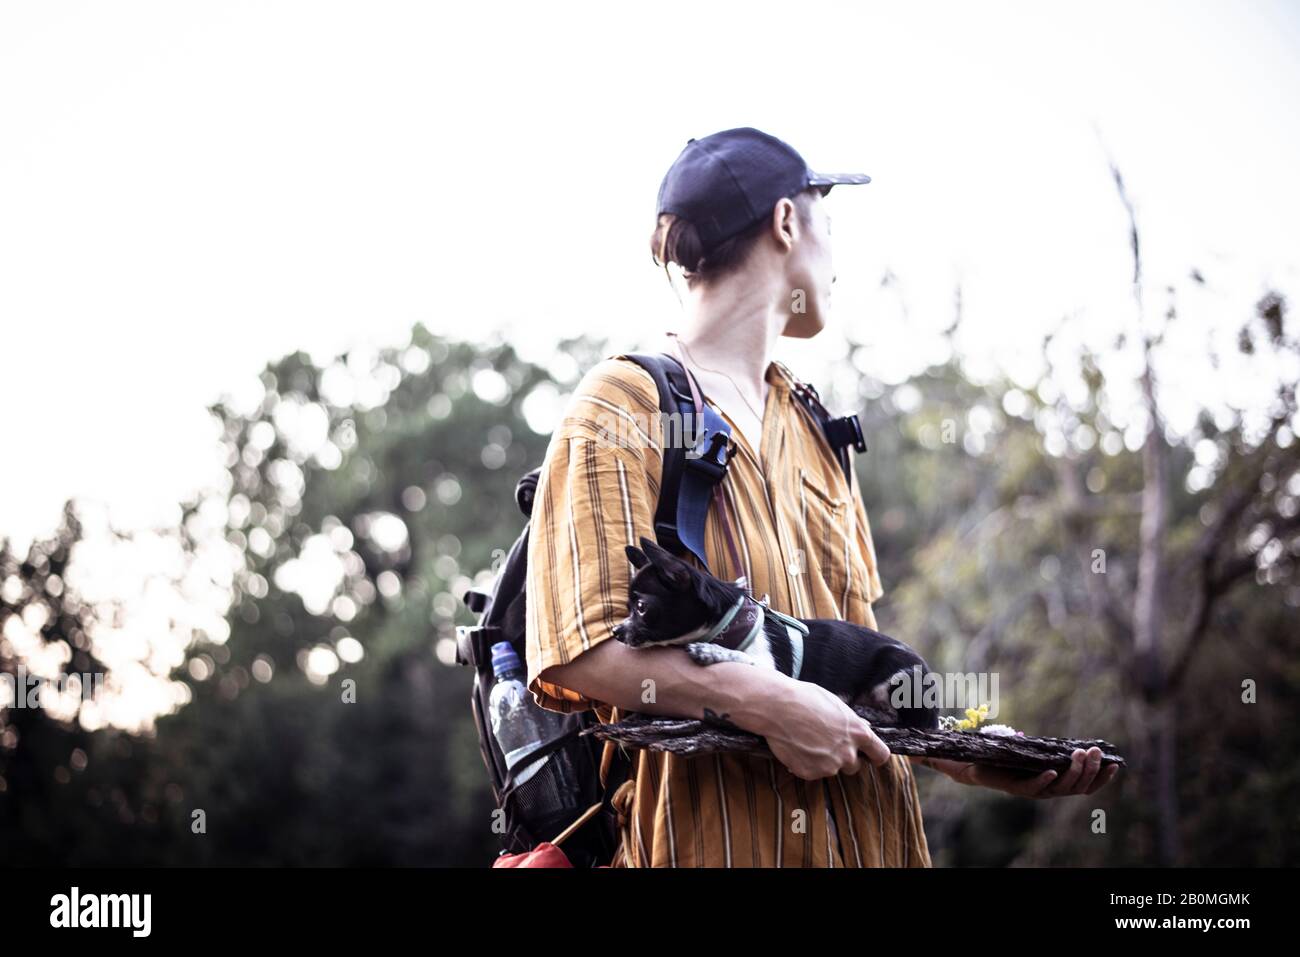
xmin=612 ymin=536 xmax=940 ymax=730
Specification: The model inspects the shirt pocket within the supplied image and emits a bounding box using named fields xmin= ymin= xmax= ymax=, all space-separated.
xmin=797 ymin=467 xmax=865 ymax=614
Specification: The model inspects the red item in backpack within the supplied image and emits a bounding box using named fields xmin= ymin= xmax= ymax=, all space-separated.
xmin=492 ymin=842 xmax=574 ymax=868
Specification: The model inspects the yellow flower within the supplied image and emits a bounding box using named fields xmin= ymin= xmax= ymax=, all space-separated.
xmin=942 ymin=703 xmax=998 ymax=734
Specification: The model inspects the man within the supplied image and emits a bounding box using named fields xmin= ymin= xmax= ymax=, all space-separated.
xmin=525 ymin=127 xmax=1118 ymax=867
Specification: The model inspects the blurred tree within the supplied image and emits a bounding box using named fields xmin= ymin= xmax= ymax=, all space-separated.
xmin=865 ymin=287 xmax=1299 ymax=866
xmin=0 ymin=505 xmax=110 ymax=861
xmin=1 ymin=291 xmax=1296 ymax=867
xmin=148 ymin=326 xmax=560 ymax=864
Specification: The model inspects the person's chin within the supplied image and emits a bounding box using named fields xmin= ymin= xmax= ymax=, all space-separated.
xmin=783 ymin=310 xmax=827 ymax=339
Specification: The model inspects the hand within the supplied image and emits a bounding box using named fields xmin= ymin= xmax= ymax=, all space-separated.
xmin=759 ymin=680 xmax=891 ymax=781
xmin=922 ymin=746 xmax=1120 ymax=798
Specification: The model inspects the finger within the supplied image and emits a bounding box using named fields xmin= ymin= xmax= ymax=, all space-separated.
xmin=1072 ymin=748 xmax=1103 ymax=794
xmin=1025 ymin=770 xmax=1059 ymax=798
xmin=841 ymin=749 xmax=864 ymax=777
xmin=1085 ymin=763 xmax=1120 ymax=795
xmin=977 ymin=765 xmax=1057 ymax=797
xmin=1043 ymin=749 xmax=1087 ymax=796
xmin=853 ymin=722 xmax=891 ymax=767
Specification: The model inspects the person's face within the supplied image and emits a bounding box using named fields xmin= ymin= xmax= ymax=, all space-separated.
xmin=780 ymin=189 xmax=834 ymax=338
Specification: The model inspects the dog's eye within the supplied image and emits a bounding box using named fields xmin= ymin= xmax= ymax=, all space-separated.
xmin=634 ymin=598 xmax=647 ymax=615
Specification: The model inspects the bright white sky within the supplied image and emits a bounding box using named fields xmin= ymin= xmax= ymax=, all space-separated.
xmin=3 ymin=0 xmax=1299 ymax=553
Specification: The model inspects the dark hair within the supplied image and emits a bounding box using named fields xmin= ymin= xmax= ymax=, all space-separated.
xmin=650 ymin=186 xmax=820 ymax=288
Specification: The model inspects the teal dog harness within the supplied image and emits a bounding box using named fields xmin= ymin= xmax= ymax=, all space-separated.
xmin=702 ymin=592 xmax=808 ymax=680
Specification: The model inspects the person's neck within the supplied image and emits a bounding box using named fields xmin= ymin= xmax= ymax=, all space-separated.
xmin=670 ymin=271 xmax=784 ymax=392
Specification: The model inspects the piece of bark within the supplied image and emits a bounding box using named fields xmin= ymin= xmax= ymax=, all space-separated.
xmin=584 ymin=708 xmax=1126 ymax=773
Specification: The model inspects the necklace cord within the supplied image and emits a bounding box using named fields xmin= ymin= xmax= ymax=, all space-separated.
xmin=671 ymin=334 xmax=767 ymax=424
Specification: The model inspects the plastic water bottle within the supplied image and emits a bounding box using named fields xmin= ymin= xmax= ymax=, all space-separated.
xmin=488 ymin=642 xmax=580 ymax=805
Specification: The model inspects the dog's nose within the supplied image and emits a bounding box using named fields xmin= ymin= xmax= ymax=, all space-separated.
xmin=611 ymin=623 xmax=623 ymax=639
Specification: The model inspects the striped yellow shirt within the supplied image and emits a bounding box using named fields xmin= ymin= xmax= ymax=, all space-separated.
xmin=525 ymin=353 xmax=931 ymax=868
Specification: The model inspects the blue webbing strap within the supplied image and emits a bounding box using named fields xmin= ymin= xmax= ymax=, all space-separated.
xmin=675 ymin=401 xmax=733 ymax=570
xmin=617 ymin=353 xmax=865 ymax=572
xmin=620 ymin=353 xmax=733 ymax=572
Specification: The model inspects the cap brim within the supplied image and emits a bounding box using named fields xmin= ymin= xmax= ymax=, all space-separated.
xmin=807 ymin=171 xmax=872 ymax=195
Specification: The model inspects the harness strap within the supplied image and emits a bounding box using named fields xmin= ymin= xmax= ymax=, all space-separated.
xmin=760 ymin=599 xmax=808 ymax=680
xmin=707 ymin=593 xmax=806 ymax=680
xmin=705 ymin=594 xmax=764 ymax=650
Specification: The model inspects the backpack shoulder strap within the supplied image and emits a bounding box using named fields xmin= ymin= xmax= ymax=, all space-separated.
xmin=614 ymin=352 xmax=732 ymax=571
xmin=775 ymin=360 xmax=868 ymax=486
xmin=616 ymin=352 xmax=685 ymax=553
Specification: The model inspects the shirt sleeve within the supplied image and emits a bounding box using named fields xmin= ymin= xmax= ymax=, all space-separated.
xmin=524 ymin=359 xmax=661 ymax=715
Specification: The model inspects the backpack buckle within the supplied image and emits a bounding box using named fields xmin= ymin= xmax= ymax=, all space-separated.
xmin=685 ymin=428 xmax=733 ymax=483
xmin=792 ymin=379 xmax=823 ymax=408
xmin=463 ymin=587 xmax=491 ymax=614
xmin=454 ymin=625 xmax=476 ymax=667
xmin=455 ymin=624 xmax=503 ymax=668
xmin=825 ymin=413 xmax=867 ymax=454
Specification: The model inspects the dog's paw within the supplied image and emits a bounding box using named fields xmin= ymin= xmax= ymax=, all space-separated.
xmin=686 ymin=642 xmax=755 ymax=667
xmin=863 ymin=667 xmax=941 ymax=730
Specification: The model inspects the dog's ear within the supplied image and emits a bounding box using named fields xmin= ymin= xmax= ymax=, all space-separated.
xmin=639 ymin=536 xmax=691 ymax=589
xmin=625 ymin=544 xmax=650 ymax=569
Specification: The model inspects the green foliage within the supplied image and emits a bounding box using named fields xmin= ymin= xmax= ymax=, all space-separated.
xmin=2 ymin=298 xmax=1298 ymax=866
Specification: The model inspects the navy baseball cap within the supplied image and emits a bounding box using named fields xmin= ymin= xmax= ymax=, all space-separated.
xmin=656 ymin=127 xmax=871 ymax=252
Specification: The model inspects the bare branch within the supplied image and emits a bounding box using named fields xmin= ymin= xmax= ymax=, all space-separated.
xmin=586 ymin=709 xmax=1128 ymax=774
xmin=1167 ymin=509 xmax=1300 ymax=691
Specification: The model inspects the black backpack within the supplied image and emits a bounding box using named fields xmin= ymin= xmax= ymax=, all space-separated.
xmin=454 ymin=351 xmax=866 ymax=866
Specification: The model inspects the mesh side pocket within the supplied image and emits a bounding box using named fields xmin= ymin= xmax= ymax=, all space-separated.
xmin=496 ymin=720 xmax=610 ymax=863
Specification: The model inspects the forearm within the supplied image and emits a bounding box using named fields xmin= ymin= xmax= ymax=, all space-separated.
xmin=539 ymin=638 xmax=794 ymax=737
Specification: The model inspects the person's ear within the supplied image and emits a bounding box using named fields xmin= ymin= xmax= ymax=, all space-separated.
xmin=772 ymin=196 xmax=799 ymax=252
